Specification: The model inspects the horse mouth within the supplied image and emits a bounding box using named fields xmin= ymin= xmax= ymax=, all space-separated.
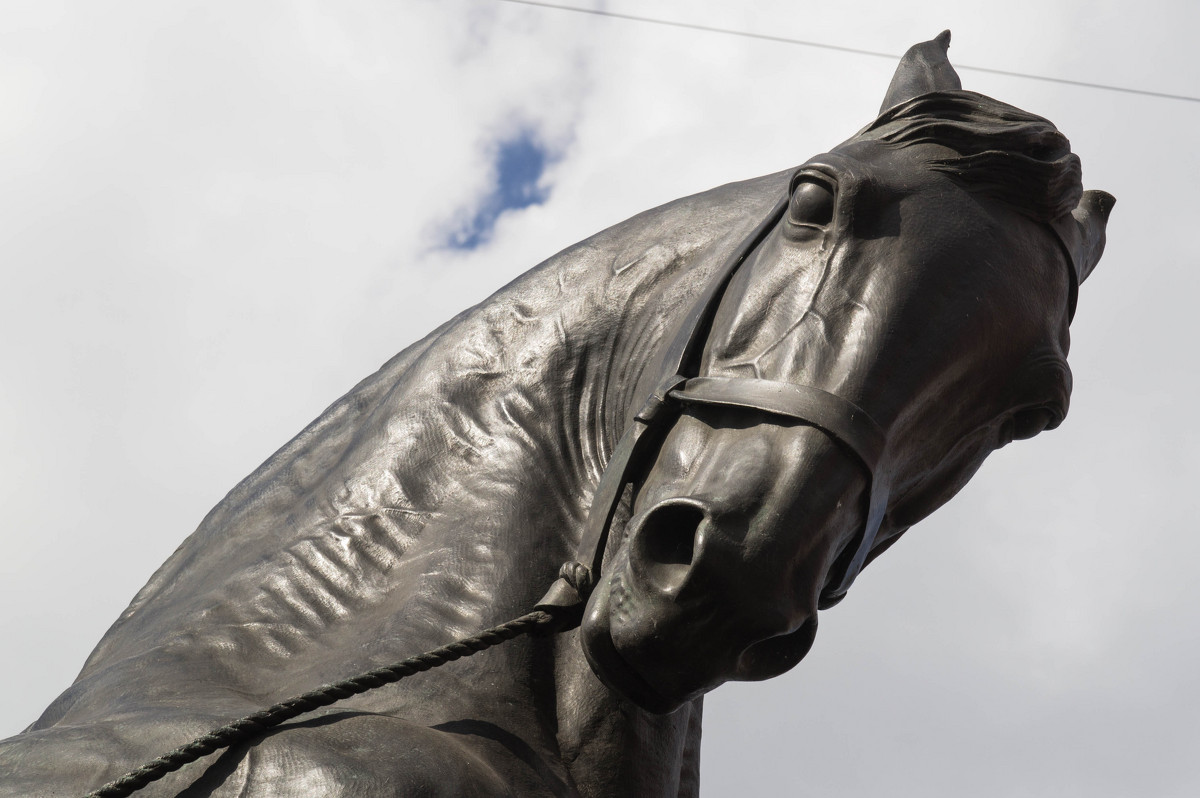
xmin=579 ymin=572 xmax=701 ymax=714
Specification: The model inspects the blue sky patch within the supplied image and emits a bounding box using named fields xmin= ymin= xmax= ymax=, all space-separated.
xmin=446 ymin=130 xmax=553 ymax=250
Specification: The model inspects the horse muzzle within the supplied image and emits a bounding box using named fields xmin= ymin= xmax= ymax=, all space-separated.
xmin=579 ymin=417 xmax=866 ymax=711
xmin=580 ymin=498 xmax=823 ymax=713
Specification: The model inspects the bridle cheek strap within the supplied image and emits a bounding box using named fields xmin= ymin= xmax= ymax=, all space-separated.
xmin=534 ymin=186 xmax=888 ymax=619
xmin=534 ymin=374 xmax=690 ymax=616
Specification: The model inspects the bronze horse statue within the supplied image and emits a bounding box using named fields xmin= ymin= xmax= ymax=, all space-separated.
xmin=0 ymin=33 xmax=1112 ymax=797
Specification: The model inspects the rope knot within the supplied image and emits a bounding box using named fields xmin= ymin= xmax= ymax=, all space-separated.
xmin=558 ymin=561 xmax=594 ymax=595
xmin=530 ymin=561 xmax=592 ymax=632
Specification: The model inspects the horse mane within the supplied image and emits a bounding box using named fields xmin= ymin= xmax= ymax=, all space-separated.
xmin=854 ymin=90 xmax=1083 ymax=221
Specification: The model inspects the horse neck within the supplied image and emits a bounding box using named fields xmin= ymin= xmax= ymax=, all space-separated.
xmin=68 ymin=226 xmax=683 ymax=646
xmin=79 ymin=175 xmax=784 ymax=671
xmin=56 ymin=177 xmax=783 ymax=793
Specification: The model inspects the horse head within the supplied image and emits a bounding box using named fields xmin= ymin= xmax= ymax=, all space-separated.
xmin=579 ymin=32 xmax=1114 ymax=713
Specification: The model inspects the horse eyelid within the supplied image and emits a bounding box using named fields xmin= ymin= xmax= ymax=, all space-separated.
xmin=789 ymin=170 xmax=837 ymax=194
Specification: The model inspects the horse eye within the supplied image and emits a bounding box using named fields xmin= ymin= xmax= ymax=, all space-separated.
xmin=788 ymin=176 xmax=835 ymax=227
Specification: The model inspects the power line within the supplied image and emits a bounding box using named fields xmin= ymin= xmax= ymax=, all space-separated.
xmin=496 ymin=0 xmax=1200 ymax=105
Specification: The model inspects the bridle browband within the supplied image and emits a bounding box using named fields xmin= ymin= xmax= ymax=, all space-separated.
xmin=537 ymin=183 xmax=891 ymax=620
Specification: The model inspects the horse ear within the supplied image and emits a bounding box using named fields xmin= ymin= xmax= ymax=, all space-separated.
xmin=1049 ymin=189 xmax=1115 ymax=317
xmin=1070 ymin=190 xmax=1116 ymax=285
xmin=1052 ymin=189 xmax=1116 ymax=288
xmin=879 ymin=30 xmax=962 ymax=114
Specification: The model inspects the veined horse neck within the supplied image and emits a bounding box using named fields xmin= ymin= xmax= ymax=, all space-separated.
xmin=32 ymin=172 xmax=787 ymax=796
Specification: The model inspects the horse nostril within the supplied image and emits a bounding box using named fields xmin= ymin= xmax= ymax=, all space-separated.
xmin=634 ymin=501 xmax=706 ymax=595
xmin=736 ymin=616 xmax=818 ymax=681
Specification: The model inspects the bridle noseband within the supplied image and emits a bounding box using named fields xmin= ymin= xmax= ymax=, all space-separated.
xmin=538 ymin=184 xmax=892 ymax=621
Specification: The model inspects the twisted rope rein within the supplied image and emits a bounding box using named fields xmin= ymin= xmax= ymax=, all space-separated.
xmin=84 ymin=563 xmax=592 ymax=798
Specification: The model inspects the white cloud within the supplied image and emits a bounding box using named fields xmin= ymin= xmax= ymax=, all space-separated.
xmin=1 ymin=1 xmax=1196 ymax=795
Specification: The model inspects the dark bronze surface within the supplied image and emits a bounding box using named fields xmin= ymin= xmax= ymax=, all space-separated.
xmin=0 ymin=33 xmax=1112 ymax=797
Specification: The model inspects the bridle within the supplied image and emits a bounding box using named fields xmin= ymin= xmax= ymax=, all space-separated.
xmin=537 ymin=164 xmax=1094 ymax=621
xmin=537 ymin=181 xmax=891 ymax=620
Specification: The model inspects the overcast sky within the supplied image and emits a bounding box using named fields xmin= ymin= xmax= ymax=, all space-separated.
xmin=1 ymin=1 xmax=1197 ymax=795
